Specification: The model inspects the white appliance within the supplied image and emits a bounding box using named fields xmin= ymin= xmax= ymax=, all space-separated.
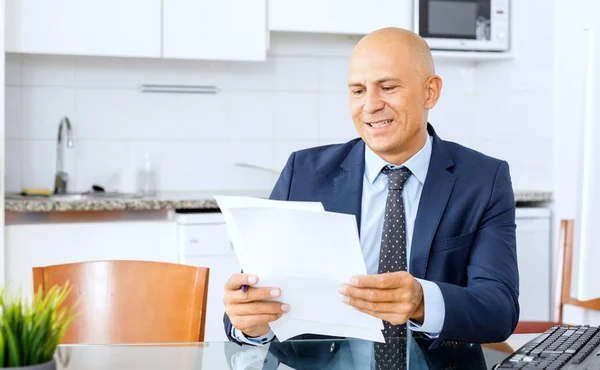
xmin=515 ymin=207 xmax=552 ymax=322
xmin=175 ymin=212 xmax=241 ymax=342
xmin=413 ymin=0 xmax=510 ymax=52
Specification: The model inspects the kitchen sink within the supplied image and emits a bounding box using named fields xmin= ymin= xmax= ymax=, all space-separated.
xmin=5 ymin=191 xmax=144 ymax=201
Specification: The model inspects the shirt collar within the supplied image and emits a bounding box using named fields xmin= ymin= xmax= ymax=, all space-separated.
xmin=364 ymin=134 xmax=433 ymax=185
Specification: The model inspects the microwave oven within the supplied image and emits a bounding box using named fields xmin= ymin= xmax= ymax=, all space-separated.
xmin=413 ymin=0 xmax=510 ymax=52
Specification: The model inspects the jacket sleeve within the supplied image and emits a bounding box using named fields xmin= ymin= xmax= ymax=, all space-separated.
xmin=431 ymin=160 xmax=520 ymax=348
xmin=223 ymin=152 xmax=296 ymax=344
xmin=269 ymin=152 xmax=295 ymax=201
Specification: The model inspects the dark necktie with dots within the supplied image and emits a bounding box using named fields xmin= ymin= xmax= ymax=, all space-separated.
xmin=374 ymin=166 xmax=412 ymax=370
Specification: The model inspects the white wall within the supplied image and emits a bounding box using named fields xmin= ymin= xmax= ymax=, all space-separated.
xmin=3 ymin=1 xmax=553 ymax=198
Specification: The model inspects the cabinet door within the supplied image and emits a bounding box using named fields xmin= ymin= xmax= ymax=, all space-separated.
xmin=515 ymin=212 xmax=551 ymax=321
xmin=163 ymin=0 xmax=267 ymax=61
xmin=5 ymin=221 xmax=178 ymax=297
xmin=6 ymin=0 xmax=161 ymax=58
xmin=268 ymin=0 xmax=413 ymax=35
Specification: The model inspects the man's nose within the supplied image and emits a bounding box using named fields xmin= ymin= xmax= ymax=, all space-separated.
xmin=362 ymin=91 xmax=385 ymax=114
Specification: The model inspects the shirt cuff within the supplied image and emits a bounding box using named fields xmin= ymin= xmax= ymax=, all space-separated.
xmin=231 ymin=326 xmax=276 ymax=346
xmin=407 ymin=278 xmax=445 ymax=337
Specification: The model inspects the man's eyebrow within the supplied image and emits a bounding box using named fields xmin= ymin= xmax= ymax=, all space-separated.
xmin=347 ymin=77 xmax=403 ymax=88
xmin=374 ymin=77 xmax=402 ymax=84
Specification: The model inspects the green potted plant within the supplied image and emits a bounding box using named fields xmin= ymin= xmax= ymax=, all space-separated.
xmin=0 ymin=283 xmax=77 ymax=369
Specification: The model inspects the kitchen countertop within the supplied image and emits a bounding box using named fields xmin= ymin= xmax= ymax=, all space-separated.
xmin=4 ymin=189 xmax=552 ymax=213
xmin=3 ymin=190 xmax=272 ymax=213
xmin=513 ymin=190 xmax=553 ymax=203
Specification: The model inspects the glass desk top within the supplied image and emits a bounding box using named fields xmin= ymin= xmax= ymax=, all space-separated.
xmin=51 ymin=336 xmax=523 ymax=370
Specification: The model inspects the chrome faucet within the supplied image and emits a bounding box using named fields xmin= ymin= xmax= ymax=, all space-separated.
xmin=54 ymin=116 xmax=74 ymax=194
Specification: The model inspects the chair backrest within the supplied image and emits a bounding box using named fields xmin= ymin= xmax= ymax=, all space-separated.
xmin=32 ymin=260 xmax=209 ymax=344
xmin=553 ymin=219 xmax=600 ymax=324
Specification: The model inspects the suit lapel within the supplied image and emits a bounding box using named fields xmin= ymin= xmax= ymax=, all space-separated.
xmin=332 ymin=140 xmax=365 ymax=233
xmin=409 ymin=126 xmax=456 ymax=279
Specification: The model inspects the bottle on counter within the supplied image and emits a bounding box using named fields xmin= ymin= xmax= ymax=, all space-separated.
xmin=138 ymin=152 xmax=157 ymax=196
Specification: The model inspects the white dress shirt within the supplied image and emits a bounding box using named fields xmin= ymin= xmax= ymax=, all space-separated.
xmin=232 ymin=134 xmax=445 ymax=346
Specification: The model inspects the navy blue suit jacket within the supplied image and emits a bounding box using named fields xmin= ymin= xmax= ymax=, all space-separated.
xmin=224 ymin=124 xmax=519 ymax=349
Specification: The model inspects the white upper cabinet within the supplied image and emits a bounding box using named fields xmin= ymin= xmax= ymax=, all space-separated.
xmin=268 ymin=0 xmax=413 ymax=35
xmin=163 ymin=0 xmax=268 ymax=61
xmin=6 ymin=0 xmax=162 ymax=58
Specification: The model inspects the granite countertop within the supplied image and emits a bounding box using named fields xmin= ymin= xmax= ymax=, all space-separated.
xmin=4 ymin=189 xmax=552 ymax=213
xmin=514 ymin=190 xmax=553 ymax=203
xmin=3 ymin=190 xmax=271 ymax=213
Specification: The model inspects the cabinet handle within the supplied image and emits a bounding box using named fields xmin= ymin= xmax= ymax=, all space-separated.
xmin=140 ymin=84 xmax=219 ymax=94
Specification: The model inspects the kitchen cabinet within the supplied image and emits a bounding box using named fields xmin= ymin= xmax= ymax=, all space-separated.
xmin=163 ymin=0 xmax=268 ymax=61
xmin=7 ymin=0 xmax=267 ymax=62
xmin=175 ymin=212 xmax=241 ymax=342
xmin=268 ymin=0 xmax=413 ymax=35
xmin=515 ymin=207 xmax=552 ymax=322
xmin=6 ymin=0 xmax=162 ymax=58
xmin=5 ymin=220 xmax=178 ymax=297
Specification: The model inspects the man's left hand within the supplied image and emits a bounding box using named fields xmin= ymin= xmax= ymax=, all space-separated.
xmin=339 ymin=271 xmax=425 ymax=325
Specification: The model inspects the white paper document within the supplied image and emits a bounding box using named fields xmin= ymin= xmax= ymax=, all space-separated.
xmin=214 ymin=195 xmax=384 ymax=343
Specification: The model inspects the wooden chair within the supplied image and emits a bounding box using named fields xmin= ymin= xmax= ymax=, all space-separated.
xmin=514 ymin=219 xmax=600 ymax=334
xmin=32 ymin=260 xmax=209 ymax=344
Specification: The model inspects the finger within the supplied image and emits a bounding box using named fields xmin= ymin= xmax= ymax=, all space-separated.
xmin=351 ymin=307 xmax=406 ymax=326
xmin=227 ymin=302 xmax=290 ymax=316
xmin=349 ymin=271 xmax=410 ymax=289
xmin=231 ymin=314 xmax=282 ymax=330
xmin=339 ymin=285 xmax=404 ymax=302
xmin=343 ymin=296 xmax=404 ymax=313
xmin=225 ymin=273 xmax=259 ymax=291
xmin=225 ymin=286 xmax=281 ymax=304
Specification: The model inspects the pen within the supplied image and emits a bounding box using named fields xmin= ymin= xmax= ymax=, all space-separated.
xmin=243 ymin=275 xmax=256 ymax=293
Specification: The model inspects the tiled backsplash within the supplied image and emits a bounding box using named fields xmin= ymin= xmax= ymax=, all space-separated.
xmin=4 ymin=2 xmax=553 ymax=193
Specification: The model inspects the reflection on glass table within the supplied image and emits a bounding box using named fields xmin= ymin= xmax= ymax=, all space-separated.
xmin=52 ymin=336 xmax=518 ymax=370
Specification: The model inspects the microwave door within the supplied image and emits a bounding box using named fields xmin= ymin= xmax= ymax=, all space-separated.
xmin=416 ymin=0 xmax=508 ymax=51
xmin=420 ymin=0 xmax=486 ymax=41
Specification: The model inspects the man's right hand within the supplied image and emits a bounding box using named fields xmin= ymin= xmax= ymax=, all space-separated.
xmin=223 ymin=273 xmax=290 ymax=338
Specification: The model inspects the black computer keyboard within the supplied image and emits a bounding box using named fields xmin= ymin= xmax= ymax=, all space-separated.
xmin=495 ymin=325 xmax=600 ymax=369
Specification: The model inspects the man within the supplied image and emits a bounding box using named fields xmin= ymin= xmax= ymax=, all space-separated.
xmin=222 ymin=27 xmax=519 ymax=353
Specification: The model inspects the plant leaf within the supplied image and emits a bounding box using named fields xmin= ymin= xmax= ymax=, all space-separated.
xmin=0 ymin=323 xmax=5 ymax=367
xmin=29 ymin=305 xmax=52 ymax=364
xmin=3 ymin=321 xmax=22 ymax=367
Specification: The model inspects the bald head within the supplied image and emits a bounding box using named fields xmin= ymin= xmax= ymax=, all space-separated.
xmin=347 ymin=27 xmax=442 ymax=165
xmin=351 ymin=27 xmax=435 ymax=79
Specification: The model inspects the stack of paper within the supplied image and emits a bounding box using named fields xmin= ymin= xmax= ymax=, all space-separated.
xmin=214 ymin=196 xmax=384 ymax=342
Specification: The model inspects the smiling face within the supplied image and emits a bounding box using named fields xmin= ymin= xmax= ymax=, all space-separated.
xmin=348 ymin=28 xmax=442 ymax=165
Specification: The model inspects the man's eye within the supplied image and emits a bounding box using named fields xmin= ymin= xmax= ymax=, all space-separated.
xmin=382 ymin=86 xmax=396 ymax=91
xmin=353 ymin=89 xmax=364 ymax=95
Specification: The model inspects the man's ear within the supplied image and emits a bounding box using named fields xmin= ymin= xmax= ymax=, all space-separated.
xmin=424 ymin=75 xmax=443 ymax=109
